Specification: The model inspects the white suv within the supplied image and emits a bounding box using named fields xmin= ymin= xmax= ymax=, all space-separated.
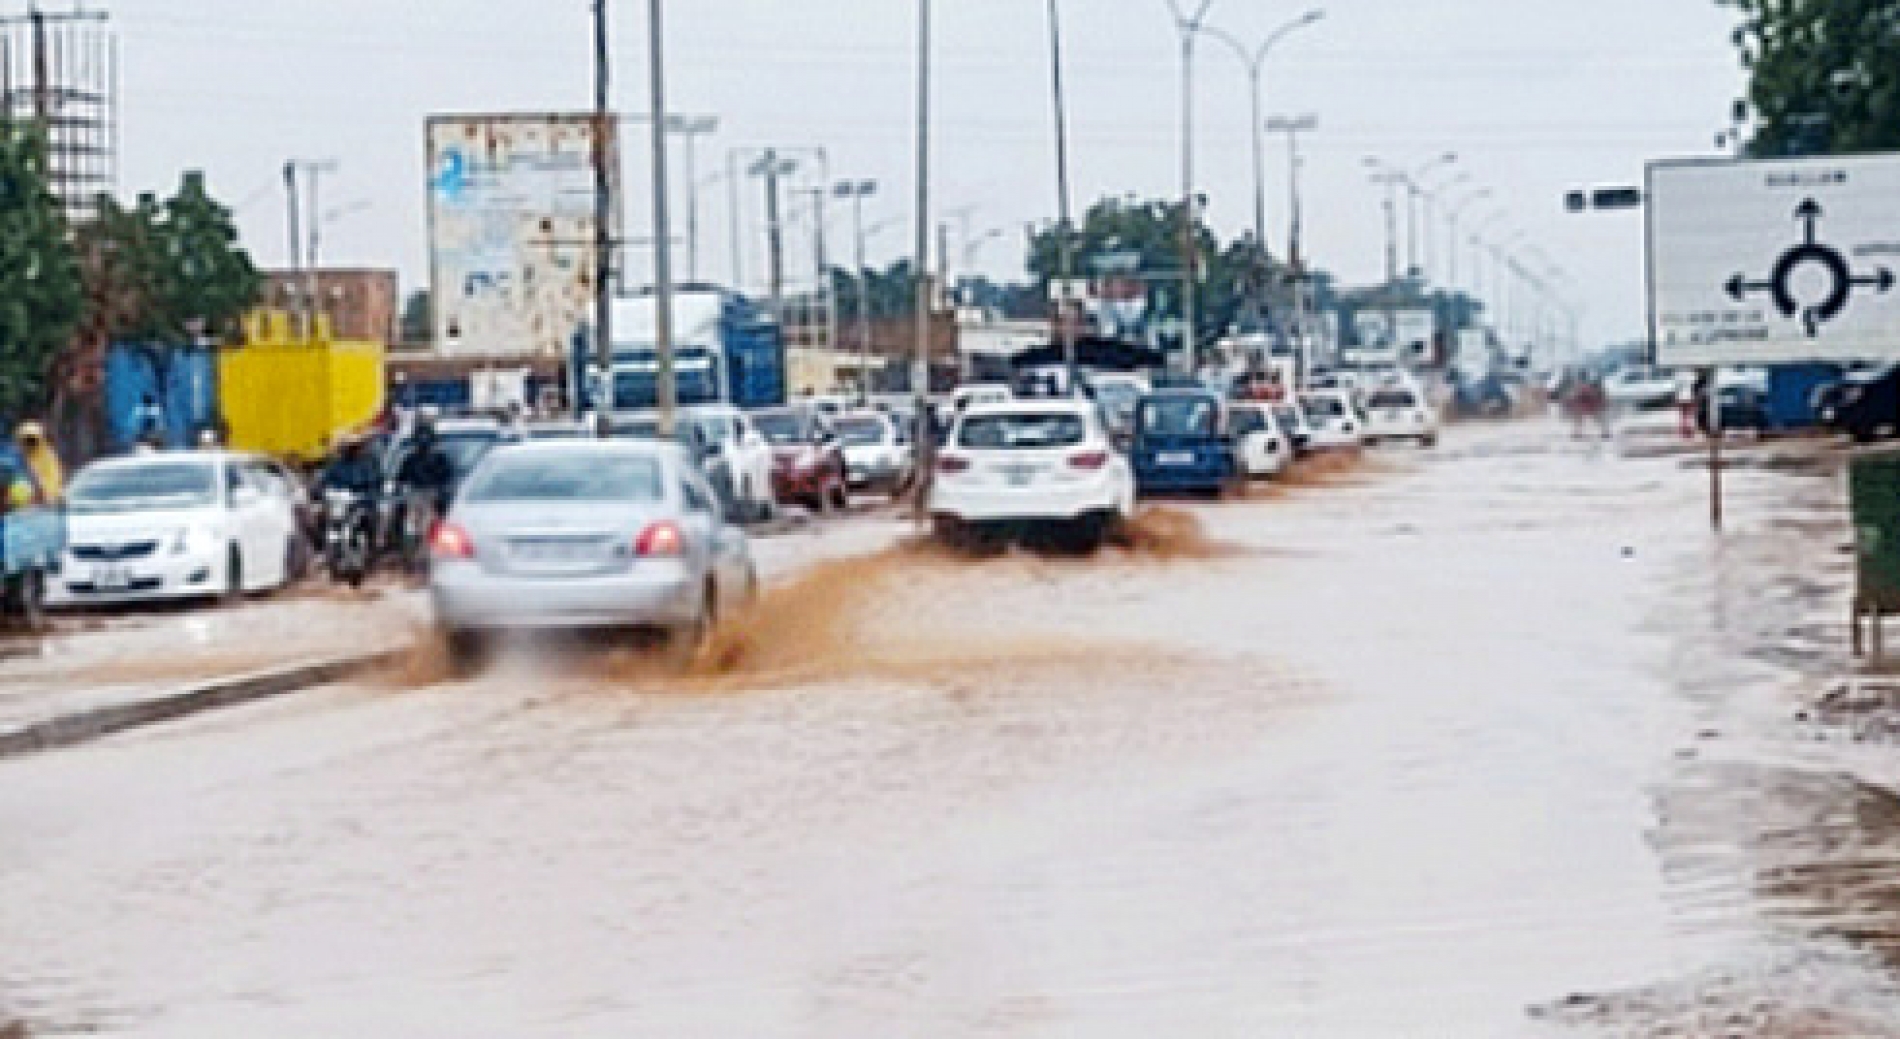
xmin=929 ymin=400 xmax=1135 ymax=548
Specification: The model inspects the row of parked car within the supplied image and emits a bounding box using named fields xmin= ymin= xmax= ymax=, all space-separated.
xmin=927 ymin=368 xmax=1439 ymax=548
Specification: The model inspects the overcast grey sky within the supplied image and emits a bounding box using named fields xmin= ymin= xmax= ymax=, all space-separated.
xmin=109 ymin=1 xmax=1743 ymax=347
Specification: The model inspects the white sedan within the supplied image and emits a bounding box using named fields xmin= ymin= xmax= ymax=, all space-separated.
xmin=52 ymin=451 xmax=304 ymax=607
xmin=683 ymin=404 xmax=776 ymax=523
xmin=1228 ymin=401 xmax=1292 ymax=478
xmin=929 ymin=400 xmax=1135 ymax=547
xmin=832 ymin=409 xmax=914 ymax=495
xmin=1360 ymin=385 xmax=1440 ymax=447
xmin=1299 ymin=390 xmax=1369 ymax=451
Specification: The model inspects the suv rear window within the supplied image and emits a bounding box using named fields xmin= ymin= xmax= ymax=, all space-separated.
xmin=1139 ymin=396 xmax=1220 ymax=436
xmin=959 ymin=412 xmax=1086 ymax=450
xmin=1366 ymin=391 xmax=1418 ymax=410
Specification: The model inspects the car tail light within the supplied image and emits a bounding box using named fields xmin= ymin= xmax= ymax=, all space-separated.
xmin=430 ymin=521 xmax=475 ymax=560
xmin=635 ymin=520 xmax=685 ymax=558
xmin=1068 ymin=450 xmax=1110 ymax=471
xmin=936 ymin=454 xmax=972 ymax=474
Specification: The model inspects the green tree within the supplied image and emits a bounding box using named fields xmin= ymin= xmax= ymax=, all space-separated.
xmin=1719 ymin=0 xmax=1900 ymax=155
xmin=157 ymin=171 xmax=259 ymax=341
xmin=0 ymin=124 xmax=83 ymax=421
xmin=1025 ymin=196 xmax=1259 ymax=347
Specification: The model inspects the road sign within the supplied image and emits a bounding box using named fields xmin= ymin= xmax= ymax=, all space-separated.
xmin=1648 ymin=153 xmax=1900 ymax=366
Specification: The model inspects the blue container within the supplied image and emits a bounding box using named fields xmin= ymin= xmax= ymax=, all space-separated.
xmin=1764 ymin=364 xmax=1843 ymax=431
xmin=104 ymin=343 xmax=218 ymax=451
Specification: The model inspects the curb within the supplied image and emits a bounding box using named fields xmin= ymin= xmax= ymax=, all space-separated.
xmin=0 ymin=648 xmax=405 ymax=761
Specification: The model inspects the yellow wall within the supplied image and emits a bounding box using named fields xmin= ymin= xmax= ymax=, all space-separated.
xmin=220 ymin=311 xmax=386 ymax=462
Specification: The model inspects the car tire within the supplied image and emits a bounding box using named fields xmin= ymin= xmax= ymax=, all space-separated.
xmin=444 ymin=629 xmax=489 ymax=679
xmin=4 ymin=570 xmax=48 ymax=634
xmin=828 ymin=483 xmax=850 ymax=513
xmin=222 ymin=547 xmax=245 ymax=605
xmin=664 ymin=582 xmax=716 ymax=670
xmin=1420 ymin=434 xmax=1438 ymax=449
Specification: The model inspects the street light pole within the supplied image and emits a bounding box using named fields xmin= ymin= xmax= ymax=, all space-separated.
xmin=645 ymin=0 xmax=678 ymax=436
xmin=911 ymin=0 xmax=933 ymax=475
xmin=1417 ymin=169 xmax=1468 ymax=286
xmin=1444 ymin=186 xmax=1491 ymax=293
xmin=1404 ymin=152 xmax=1457 ymax=279
xmin=1165 ymin=0 xmax=1216 ymax=372
xmin=833 ymin=180 xmax=877 ymax=395
xmin=1047 ymin=0 xmax=1080 ymax=390
xmin=1198 ymin=10 xmax=1324 ymax=280
xmin=590 ymin=0 xmax=614 ymax=424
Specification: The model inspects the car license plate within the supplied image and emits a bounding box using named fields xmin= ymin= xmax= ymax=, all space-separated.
xmin=1158 ymin=452 xmax=1195 ymax=466
xmin=515 ymin=541 xmax=597 ymax=565
xmin=92 ymin=564 xmax=131 ymax=591
xmin=1003 ymin=464 xmax=1039 ymax=487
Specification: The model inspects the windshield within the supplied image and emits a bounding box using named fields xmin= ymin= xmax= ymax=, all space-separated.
xmin=1366 ymin=391 xmax=1418 ymax=410
xmin=834 ymin=418 xmax=888 ymax=446
xmin=1229 ymin=408 xmax=1269 ymax=435
xmin=1274 ymin=406 xmax=1304 ymax=429
xmin=753 ymin=411 xmax=807 ymax=445
xmin=464 ymin=453 xmax=664 ymax=504
xmin=1302 ymin=396 xmax=1347 ymax=420
xmin=959 ymin=412 xmax=1086 ymax=450
xmin=1138 ymin=396 xmax=1219 ymax=437
xmin=68 ymin=461 xmax=218 ymax=512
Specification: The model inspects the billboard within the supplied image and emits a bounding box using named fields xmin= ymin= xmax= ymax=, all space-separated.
xmin=426 ymin=113 xmax=618 ymax=358
xmin=1649 ymin=153 xmax=1900 ymax=366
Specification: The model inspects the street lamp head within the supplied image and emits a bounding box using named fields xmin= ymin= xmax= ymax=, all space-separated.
xmin=1300 ymin=9 xmax=1325 ymax=24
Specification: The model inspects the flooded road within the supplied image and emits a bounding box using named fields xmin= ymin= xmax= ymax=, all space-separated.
xmin=5 ymin=421 xmax=1900 ymax=1035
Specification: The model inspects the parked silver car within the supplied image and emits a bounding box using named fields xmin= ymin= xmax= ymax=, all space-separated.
xmin=428 ymin=440 xmax=756 ymax=665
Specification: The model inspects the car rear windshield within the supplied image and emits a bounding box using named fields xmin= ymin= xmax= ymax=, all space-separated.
xmin=1138 ymin=397 xmax=1219 ymax=436
xmin=834 ymin=418 xmax=887 ymax=446
xmin=959 ymin=412 xmax=1086 ymax=450
xmin=1229 ymin=408 xmax=1270 ymax=435
xmin=752 ymin=411 xmax=806 ymax=445
xmin=68 ymin=462 xmax=218 ymax=512
xmin=1366 ymin=391 xmax=1417 ymax=410
xmin=1303 ymin=396 xmax=1347 ymax=418
xmin=465 ymin=453 xmax=664 ymax=504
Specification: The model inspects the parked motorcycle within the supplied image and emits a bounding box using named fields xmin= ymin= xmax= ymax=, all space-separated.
xmin=322 ymin=488 xmax=380 ymax=588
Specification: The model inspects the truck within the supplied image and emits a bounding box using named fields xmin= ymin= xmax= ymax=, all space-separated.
xmin=577 ymin=287 xmax=786 ymax=413
xmin=0 ymin=445 xmax=63 ymax=631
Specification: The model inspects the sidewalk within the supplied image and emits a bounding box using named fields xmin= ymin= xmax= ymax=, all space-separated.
xmin=0 ymin=587 xmax=424 ymax=745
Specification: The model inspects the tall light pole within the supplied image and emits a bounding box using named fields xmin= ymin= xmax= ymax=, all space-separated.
xmin=1443 ymin=186 xmax=1491 ymax=293
xmin=748 ymin=149 xmax=798 ymax=325
xmin=1047 ymin=0 xmax=1080 ymax=390
xmin=1267 ymin=113 xmax=1316 ymax=375
xmin=589 ymin=0 xmax=614 ymax=423
xmin=1416 ymin=167 xmax=1468 ymax=285
xmin=1404 ymin=152 xmax=1457 ymax=278
xmin=1164 ymin=0 xmax=1216 ymax=371
xmin=1198 ymin=10 xmax=1324 ymax=271
xmin=1363 ymin=158 xmax=1403 ymax=284
xmin=833 ymin=179 xmax=878 ymax=394
xmin=911 ymin=0 xmax=933 ymax=471
xmin=644 ymin=0 xmax=678 ymax=435
xmin=667 ymin=115 xmax=718 ymax=285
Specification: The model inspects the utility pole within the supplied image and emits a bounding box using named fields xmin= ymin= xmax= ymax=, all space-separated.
xmin=590 ymin=0 xmax=614 ymax=424
xmin=911 ymin=0 xmax=934 ymax=494
xmin=1046 ymin=0 xmax=1079 ymax=390
xmin=645 ymin=0 xmax=678 ymax=436
xmin=1165 ymin=0 xmax=1216 ymax=372
xmin=283 ymin=161 xmax=301 ymax=303
xmin=833 ymin=180 xmax=877 ymax=395
xmin=751 ymin=148 xmax=794 ymax=324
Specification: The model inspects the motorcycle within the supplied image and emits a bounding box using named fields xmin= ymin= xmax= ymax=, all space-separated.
xmin=322 ymin=488 xmax=380 ymax=588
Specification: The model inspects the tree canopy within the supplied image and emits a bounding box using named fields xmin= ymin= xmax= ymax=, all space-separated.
xmin=0 ymin=125 xmax=83 ymax=420
xmin=1720 ymin=0 xmax=1900 ymax=155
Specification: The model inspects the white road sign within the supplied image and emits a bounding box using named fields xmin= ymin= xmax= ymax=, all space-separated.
xmin=1649 ymin=153 xmax=1900 ymax=366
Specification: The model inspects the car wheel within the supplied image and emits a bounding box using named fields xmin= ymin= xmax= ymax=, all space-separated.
xmin=829 ymin=482 xmax=850 ymax=512
xmin=664 ymin=582 xmax=716 ymax=670
xmin=285 ymin=536 xmax=310 ymax=585
xmin=444 ymin=629 xmax=490 ymax=679
xmin=1420 ymin=434 xmax=1438 ymax=449
xmin=222 ymin=546 xmax=245 ymax=604
xmin=4 ymin=570 xmax=47 ymax=634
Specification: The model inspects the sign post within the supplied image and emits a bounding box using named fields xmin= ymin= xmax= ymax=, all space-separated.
xmin=1649 ymin=152 xmax=1900 ymax=530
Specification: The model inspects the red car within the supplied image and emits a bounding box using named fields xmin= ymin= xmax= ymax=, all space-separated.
xmin=752 ymin=407 xmax=849 ymax=512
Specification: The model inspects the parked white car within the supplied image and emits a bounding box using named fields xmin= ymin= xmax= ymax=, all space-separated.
xmin=52 ymin=451 xmax=304 ymax=607
xmin=1360 ymin=384 xmax=1440 ymax=447
xmin=1603 ymin=366 xmax=1679 ymax=411
xmin=1228 ymin=401 xmax=1292 ymax=478
xmin=929 ymin=400 xmax=1135 ymax=547
xmin=683 ymin=404 xmax=776 ymax=522
xmin=1300 ymin=390 xmax=1369 ymax=451
xmin=832 ymin=409 xmax=914 ymax=494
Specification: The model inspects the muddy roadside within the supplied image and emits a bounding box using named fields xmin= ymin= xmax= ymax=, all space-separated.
xmin=1544 ymin=437 xmax=1900 ymax=1036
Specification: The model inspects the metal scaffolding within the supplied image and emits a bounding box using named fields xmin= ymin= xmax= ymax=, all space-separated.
xmin=0 ymin=4 xmax=117 ymax=224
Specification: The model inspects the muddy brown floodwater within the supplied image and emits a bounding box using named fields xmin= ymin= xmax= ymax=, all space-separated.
xmin=22 ymin=424 xmax=1900 ymax=1035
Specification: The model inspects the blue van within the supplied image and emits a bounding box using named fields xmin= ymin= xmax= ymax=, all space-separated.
xmin=1130 ymin=388 xmax=1237 ymax=496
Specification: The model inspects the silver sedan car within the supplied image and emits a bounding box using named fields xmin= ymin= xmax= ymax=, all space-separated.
xmin=428 ymin=439 xmax=757 ymax=662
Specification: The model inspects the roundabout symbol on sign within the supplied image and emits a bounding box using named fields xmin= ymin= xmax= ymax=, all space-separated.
xmin=1725 ymin=198 xmax=1895 ymax=338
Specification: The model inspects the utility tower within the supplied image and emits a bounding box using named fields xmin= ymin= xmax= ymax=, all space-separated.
xmin=0 ymin=3 xmax=116 ymax=223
